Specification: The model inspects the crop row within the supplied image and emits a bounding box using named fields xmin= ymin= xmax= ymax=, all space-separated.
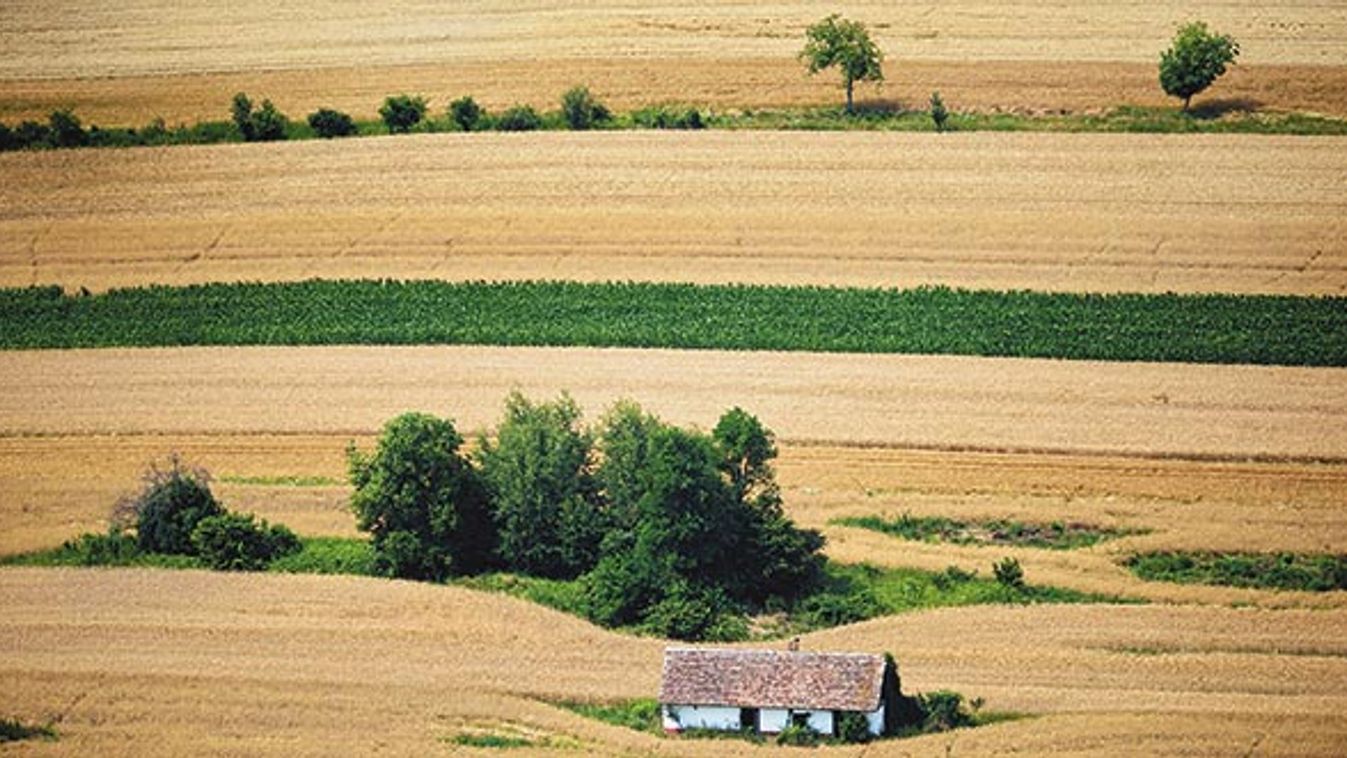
xmin=1 ymin=280 xmax=1344 ymax=366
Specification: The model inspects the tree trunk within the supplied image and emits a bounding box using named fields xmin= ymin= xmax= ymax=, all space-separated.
xmin=845 ymin=80 xmax=854 ymax=114
xmin=1182 ymin=94 xmax=1192 ymax=112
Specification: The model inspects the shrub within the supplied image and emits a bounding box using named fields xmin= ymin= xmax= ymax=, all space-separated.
xmin=307 ymin=108 xmax=357 ymax=138
xmin=835 ymin=711 xmax=873 ymax=743
xmin=348 ymin=412 xmax=496 ymax=580
xmin=0 ymin=123 xmax=16 ymax=151
xmin=0 ymin=717 xmax=55 ymax=743
xmin=495 ymin=104 xmax=543 ymax=132
xmin=48 ymin=109 xmax=88 ymax=148
xmin=57 ymin=529 xmax=140 ymax=565
xmin=993 ymin=557 xmax=1025 ymax=590
xmin=379 ymin=94 xmax=428 ymax=133
xmin=775 ymin=722 xmax=819 ymax=746
xmin=449 ymin=96 xmax=483 ymax=132
xmin=915 ymin=690 xmax=977 ymax=732
xmin=1159 ymin=21 xmax=1240 ymax=111
xmin=930 ymin=91 xmax=949 ymax=132
xmin=113 ymin=456 xmax=224 ymax=555
xmin=796 ymin=587 xmax=881 ymax=627
xmin=190 ymin=512 xmax=301 ymax=571
xmin=231 ymin=92 xmax=288 ymax=141
xmin=14 ymin=120 xmax=50 ymax=148
xmin=631 ymin=105 xmax=704 ymax=130
xmin=561 ymin=85 xmax=611 ymax=130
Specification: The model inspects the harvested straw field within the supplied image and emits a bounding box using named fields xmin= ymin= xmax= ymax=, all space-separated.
xmin=3 ymin=132 xmax=1346 ymax=295
xmin=4 ymin=0 xmax=1347 ymax=124
xmin=2 ymin=568 xmax=1346 ymax=756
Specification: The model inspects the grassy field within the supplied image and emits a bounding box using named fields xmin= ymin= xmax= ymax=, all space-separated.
xmin=2 ymin=280 xmax=1344 ymax=365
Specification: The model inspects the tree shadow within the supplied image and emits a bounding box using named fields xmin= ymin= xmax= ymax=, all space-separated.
xmin=1189 ymin=97 xmax=1263 ymax=119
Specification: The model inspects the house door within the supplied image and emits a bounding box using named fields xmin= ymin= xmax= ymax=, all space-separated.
xmin=739 ymin=708 xmax=759 ymax=732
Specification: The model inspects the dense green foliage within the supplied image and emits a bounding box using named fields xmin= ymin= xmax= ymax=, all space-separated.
xmin=495 ymin=104 xmax=543 ymax=132
xmin=448 ymin=96 xmax=484 ymax=132
xmin=630 ymin=105 xmax=705 ymax=129
xmin=561 ymin=85 xmax=612 ymax=130
xmin=379 ymin=94 xmax=428 ymax=133
xmin=114 ymin=456 xmax=225 ymax=555
xmin=307 ymin=108 xmax=358 ymax=138
xmin=231 ymin=93 xmax=288 ymax=142
xmin=556 ymin=699 xmax=663 ymax=735
xmin=837 ymin=514 xmax=1139 ymax=549
xmin=477 ymin=392 xmax=603 ymax=579
xmin=0 ymin=717 xmax=56 ymax=743
xmin=190 ymin=512 xmax=301 ymax=571
xmin=1125 ymin=551 xmax=1347 ymax=591
xmin=268 ymin=537 xmax=376 ymax=575
xmin=348 ymin=413 xmax=495 ymax=580
xmin=800 ymin=14 xmax=885 ymax=113
xmin=0 ymin=530 xmax=200 ymax=569
xmin=5 ymin=280 xmax=1344 ymax=368
xmin=1159 ymin=22 xmax=1239 ymax=111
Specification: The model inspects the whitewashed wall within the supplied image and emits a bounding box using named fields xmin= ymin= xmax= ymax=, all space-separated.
xmin=759 ymin=708 xmax=789 ymax=733
xmin=865 ymin=704 xmax=886 ymax=736
xmin=664 ymin=705 xmax=740 ymax=731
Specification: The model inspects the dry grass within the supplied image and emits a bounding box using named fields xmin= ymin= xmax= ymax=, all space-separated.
xmin=4 ymin=132 xmax=1346 ymax=295
xmin=2 ymin=568 xmax=1346 ymax=756
xmin=3 ymin=1 xmax=1347 ymax=123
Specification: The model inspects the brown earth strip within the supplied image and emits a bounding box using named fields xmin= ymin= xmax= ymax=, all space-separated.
xmin=3 ymin=132 xmax=1345 ymax=295
xmin=5 ymin=60 xmax=1347 ymax=126
xmin=2 ymin=568 xmax=1345 ymax=755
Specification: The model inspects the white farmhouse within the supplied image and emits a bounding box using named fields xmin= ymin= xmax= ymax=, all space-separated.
xmin=658 ymin=647 xmax=894 ymax=737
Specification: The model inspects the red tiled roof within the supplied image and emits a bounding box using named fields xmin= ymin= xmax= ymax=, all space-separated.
xmin=659 ymin=647 xmax=886 ymax=711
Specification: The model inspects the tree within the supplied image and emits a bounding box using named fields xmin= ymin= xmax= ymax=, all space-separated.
xmin=561 ymin=85 xmax=611 ymax=130
xmin=191 ymin=512 xmax=300 ymax=571
xmin=113 ymin=454 xmax=224 ymax=555
xmin=495 ymin=105 xmax=542 ymax=132
xmin=477 ymin=392 xmax=604 ymax=578
xmin=47 ymin=109 xmax=88 ymax=148
xmin=1159 ymin=21 xmax=1240 ymax=112
xmin=929 ymin=91 xmax=950 ymax=132
xmin=449 ymin=96 xmax=483 ymax=132
xmin=231 ymin=92 xmax=288 ymax=141
xmin=379 ymin=94 xmax=428 ymax=134
xmin=307 ymin=108 xmax=357 ymax=138
xmin=800 ymin=14 xmax=885 ymax=114
xmin=348 ymin=412 xmax=495 ymax=580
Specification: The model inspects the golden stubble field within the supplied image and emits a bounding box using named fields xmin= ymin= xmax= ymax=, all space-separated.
xmin=2 ymin=568 xmax=1346 ymax=756
xmin=3 ymin=0 xmax=1347 ymax=124
xmin=3 ymin=132 xmax=1346 ymax=294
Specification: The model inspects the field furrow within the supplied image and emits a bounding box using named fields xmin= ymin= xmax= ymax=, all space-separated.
xmin=2 ymin=132 xmax=1345 ymax=295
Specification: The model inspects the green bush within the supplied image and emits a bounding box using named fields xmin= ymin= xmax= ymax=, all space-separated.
xmin=775 ymin=722 xmax=819 ymax=746
xmin=495 ymin=105 xmax=543 ymax=132
xmin=379 ymin=94 xmax=428 ymax=134
xmin=231 ymin=93 xmax=288 ymax=141
xmin=449 ymin=96 xmax=483 ymax=132
xmin=48 ymin=109 xmax=88 ymax=148
xmin=14 ymin=120 xmax=50 ymax=148
xmin=915 ymin=690 xmax=977 ymax=732
xmin=348 ymin=412 xmax=496 ymax=580
xmin=269 ymin=537 xmax=376 ymax=575
xmin=930 ymin=92 xmax=949 ymax=132
xmin=0 ymin=717 xmax=55 ymax=743
xmin=834 ymin=711 xmax=873 ymax=743
xmin=561 ymin=85 xmax=611 ymax=130
xmin=190 ymin=512 xmax=301 ymax=571
xmin=631 ymin=105 xmax=704 ymax=130
xmin=114 ymin=456 xmax=224 ymax=555
xmin=56 ymin=529 xmax=140 ymax=566
xmin=307 ymin=108 xmax=358 ymax=138
xmin=993 ymin=557 xmax=1025 ymax=590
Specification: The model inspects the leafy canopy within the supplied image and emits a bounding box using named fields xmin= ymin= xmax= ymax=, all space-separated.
xmin=799 ymin=14 xmax=885 ymax=113
xmin=348 ymin=412 xmax=495 ymax=580
xmin=1159 ymin=21 xmax=1239 ymax=111
xmin=379 ymin=94 xmax=428 ymax=134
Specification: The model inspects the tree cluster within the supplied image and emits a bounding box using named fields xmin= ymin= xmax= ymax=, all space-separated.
xmin=347 ymin=394 xmax=825 ymax=639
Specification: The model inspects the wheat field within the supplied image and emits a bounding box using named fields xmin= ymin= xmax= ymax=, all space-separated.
xmin=3 ymin=0 xmax=1347 ymax=124
xmin=3 ymin=132 xmax=1346 ymax=294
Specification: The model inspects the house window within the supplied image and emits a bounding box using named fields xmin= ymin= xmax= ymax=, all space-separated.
xmin=791 ymin=712 xmax=810 ymax=729
xmin=739 ymin=708 xmax=758 ymax=732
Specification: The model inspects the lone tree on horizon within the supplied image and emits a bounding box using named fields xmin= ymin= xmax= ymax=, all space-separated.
xmin=800 ymin=14 xmax=885 ymax=114
xmin=1159 ymin=21 xmax=1240 ymax=112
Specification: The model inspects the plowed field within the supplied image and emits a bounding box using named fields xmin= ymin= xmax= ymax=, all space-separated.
xmin=2 ymin=568 xmax=1346 ymax=756
xmin=4 ymin=132 xmax=1346 ymax=295
xmin=4 ymin=0 xmax=1347 ymax=123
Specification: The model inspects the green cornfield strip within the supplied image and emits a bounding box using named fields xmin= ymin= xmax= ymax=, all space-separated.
xmin=2 ymin=280 xmax=1344 ymax=366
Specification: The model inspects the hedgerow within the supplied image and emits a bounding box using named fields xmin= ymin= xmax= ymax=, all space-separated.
xmin=2 ymin=281 xmax=1343 ymax=367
